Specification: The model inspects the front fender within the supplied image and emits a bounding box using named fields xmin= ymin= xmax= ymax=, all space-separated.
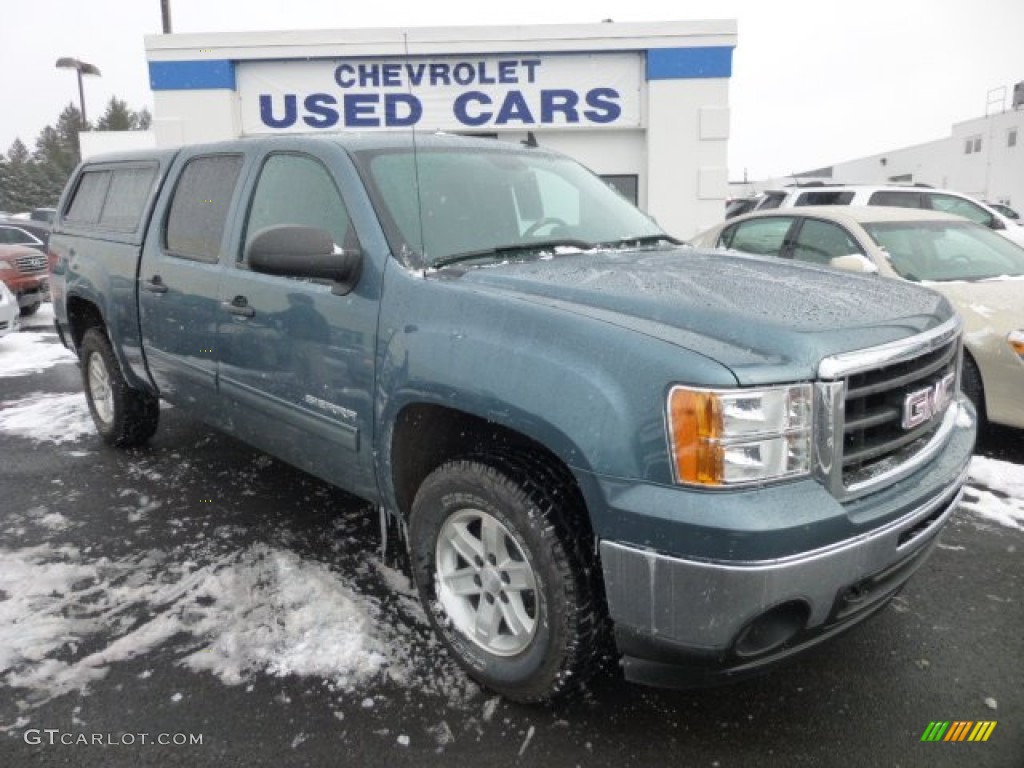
xmin=374 ymin=267 xmax=738 ymax=495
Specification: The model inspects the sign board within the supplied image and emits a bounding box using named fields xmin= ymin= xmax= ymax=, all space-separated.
xmin=237 ymin=53 xmax=642 ymax=134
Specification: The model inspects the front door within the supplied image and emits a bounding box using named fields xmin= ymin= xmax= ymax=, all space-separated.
xmin=216 ymin=149 xmax=378 ymax=497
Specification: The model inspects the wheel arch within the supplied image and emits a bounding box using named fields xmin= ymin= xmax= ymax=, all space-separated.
xmin=386 ymin=402 xmax=597 ymax=534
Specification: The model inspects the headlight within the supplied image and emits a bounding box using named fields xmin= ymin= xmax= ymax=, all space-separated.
xmin=667 ymin=384 xmax=813 ymax=486
xmin=1009 ymin=330 xmax=1024 ymax=361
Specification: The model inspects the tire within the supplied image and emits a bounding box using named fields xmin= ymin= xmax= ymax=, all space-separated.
xmin=19 ymin=302 xmax=41 ymax=317
xmin=80 ymin=328 xmax=160 ymax=446
xmin=961 ymin=353 xmax=986 ymax=426
xmin=409 ymin=455 xmax=604 ymax=703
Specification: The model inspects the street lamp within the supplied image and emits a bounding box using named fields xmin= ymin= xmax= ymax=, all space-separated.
xmin=55 ymin=57 xmax=102 ymax=126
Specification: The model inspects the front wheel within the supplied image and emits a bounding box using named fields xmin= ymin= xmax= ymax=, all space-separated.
xmin=80 ymin=328 xmax=159 ymax=446
xmin=961 ymin=353 xmax=986 ymax=426
xmin=409 ymin=457 xmax=604 ymax=703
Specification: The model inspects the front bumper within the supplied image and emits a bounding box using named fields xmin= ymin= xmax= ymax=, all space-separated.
xmin=597 ymin=400 xmax=975 ymax=687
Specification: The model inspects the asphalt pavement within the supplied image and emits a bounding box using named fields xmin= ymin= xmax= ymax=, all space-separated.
xmin=1 ymin=313 xmax=1021 ymax=768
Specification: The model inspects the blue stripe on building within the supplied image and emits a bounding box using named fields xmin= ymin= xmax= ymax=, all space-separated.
xmin=147 ymin=48 xmax=732 ymax=91
xmin=149 ymin=60 xmax=236 ymax=90
xmin=646 ymin=47 xmax=733 ymax=80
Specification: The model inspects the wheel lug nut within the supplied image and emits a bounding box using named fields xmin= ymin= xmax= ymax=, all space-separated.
xmin=500 ymin=572 xmax=510 ymax=584
xmin=473 ymin=575 xmax=482 ymax=587
xmin=487 ymin=554 xmax=497 ymax=565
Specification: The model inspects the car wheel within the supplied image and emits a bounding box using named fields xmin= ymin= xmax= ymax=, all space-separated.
xmin=19 ymin=302 xmax=41 ymax=317
xmin=961 ymin=353 xmax=986 ymax=426
xmin=80 ymin=328 xmax=160 ymax=446
xmin=409 ymin=455 xmax=604 ymax=703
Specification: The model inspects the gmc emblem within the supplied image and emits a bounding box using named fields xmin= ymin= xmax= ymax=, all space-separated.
xmin=902 ymin=372 xmax=956 ymax=430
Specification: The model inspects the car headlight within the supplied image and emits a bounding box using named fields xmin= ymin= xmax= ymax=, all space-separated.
xmin=667 ymin=384 xmax=813 ymax=486
xmin=0 ymin=259 xmax=15 ymax=270
xmin=1009 ymin=330 xmax=1024 ymax=361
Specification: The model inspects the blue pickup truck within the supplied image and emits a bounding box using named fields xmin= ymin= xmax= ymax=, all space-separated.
xmin=50 ymin=133 xmax=975 ymax=702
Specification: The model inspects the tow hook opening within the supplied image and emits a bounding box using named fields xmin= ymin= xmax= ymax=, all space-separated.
xmin=734 ymin=601 xmax=810 ymax=658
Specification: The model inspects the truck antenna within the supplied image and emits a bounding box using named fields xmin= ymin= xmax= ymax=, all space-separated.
xmin=404 ymin=32 xmax=426 ymax=275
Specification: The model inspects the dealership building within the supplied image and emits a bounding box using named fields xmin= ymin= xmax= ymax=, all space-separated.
xmin=107 ymin=21 xmax=737 ymax=239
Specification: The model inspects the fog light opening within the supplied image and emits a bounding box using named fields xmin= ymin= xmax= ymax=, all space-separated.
xmin=734 ymin=601 xmax=809 ymax=658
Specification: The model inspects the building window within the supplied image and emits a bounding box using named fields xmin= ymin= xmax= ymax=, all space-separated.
xmin=601 ymin=175 xmax=639 ymax=205
xmin=973 ymin=136 xmax=982 ymax=153
xmin=1009 ymin=128 xmax=1018 ymax=148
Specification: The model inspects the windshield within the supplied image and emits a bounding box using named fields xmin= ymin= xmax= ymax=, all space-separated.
xmin=355 ymin=144 xmax=665 ymax=267
xmin=862 ymin=220 xmax=1024 ymax=282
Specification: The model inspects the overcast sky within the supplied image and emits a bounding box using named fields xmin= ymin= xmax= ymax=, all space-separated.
xmin=1 ymin=0 xmax=1020 ymax=180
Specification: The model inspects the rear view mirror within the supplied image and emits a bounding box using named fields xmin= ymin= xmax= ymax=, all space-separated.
xmin=829 ymin=254 xmax=879 ymax=274
xmin=247 ymin=225 xmax=362 ymax=295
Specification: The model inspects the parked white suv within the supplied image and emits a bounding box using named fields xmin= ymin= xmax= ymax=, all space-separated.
xmin=749 ymin=185 xmax=1024 ymax=246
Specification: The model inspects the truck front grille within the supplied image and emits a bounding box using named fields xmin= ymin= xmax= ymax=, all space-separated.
xmin=15 ymin=253 xmax=47 ymax=274
xmin=816 ymin=316 xmax=963 ymax=499
xmin=841 ymin=339 xmax=958 ymax=485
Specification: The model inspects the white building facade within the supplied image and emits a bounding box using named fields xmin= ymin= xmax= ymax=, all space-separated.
xmin=734 ymin=92 xmax=1023 ymax=212
xmin=141 ymin=21 xmax=737 ymax=239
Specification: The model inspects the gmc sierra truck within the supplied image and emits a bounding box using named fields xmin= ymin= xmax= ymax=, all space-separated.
xmin=50 ymin=134 xmax=975 ymax=702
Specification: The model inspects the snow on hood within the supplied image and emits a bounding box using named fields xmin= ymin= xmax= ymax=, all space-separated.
xmin=454 ymin=247 xmax=952 ymax=383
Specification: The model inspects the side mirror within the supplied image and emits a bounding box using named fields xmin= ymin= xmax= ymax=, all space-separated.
xmin=247 ymin=225 xmax=362 ymax=295
xmin=989 ymin=217 xmax=1006 ymax=231
xmin=829 ymin=253 xmax=879 ymax=274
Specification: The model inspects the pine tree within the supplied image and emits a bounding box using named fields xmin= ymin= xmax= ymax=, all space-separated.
xmin=96 ymin=97 xmax=138 ymax=131
xmin=0 ymin=99 xmax=152 ymax=211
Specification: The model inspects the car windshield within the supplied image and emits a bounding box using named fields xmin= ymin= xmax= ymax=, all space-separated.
xmin=862 ymin=220 xmax=1024 ymax=282
xmin=355 ymin=144 xmax=665 ymax=268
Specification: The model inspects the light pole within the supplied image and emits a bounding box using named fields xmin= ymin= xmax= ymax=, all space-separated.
xmin=55 ymin=57 xmax=102 ymax=127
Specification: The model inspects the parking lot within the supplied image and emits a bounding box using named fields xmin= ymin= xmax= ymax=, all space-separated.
xmin=1 ymin=307 xmax=1022 ymax=767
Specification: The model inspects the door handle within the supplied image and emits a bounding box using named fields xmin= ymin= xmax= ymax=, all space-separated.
xmin=222 ymin=297 xmax=255 ymax=318
xmin=143 ymin=276 xmax=168 ymax=294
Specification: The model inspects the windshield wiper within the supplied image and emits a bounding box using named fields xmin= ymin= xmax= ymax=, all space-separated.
xmin=598 ymin=234 xmax=683 ymax=248
xmin=432 ymin=239 xmax=595 ymax=269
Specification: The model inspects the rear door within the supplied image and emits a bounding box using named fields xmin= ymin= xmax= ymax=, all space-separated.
xmin=139 ymin=150 xmax=247 ymax=422
xmin=215 ymin=144 xmax=380 ymax=498
xmin=719 ymin=216 xmax=798 ymax=257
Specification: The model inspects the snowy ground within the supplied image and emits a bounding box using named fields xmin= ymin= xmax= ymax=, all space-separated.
xmin=1 ymin=307 xmax=1022 ymax=765
xmin=1 ymin=310 xmax=478 ymax=735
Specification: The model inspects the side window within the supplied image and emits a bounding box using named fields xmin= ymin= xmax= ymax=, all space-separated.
xmin=926 ymin=194 xmax=994 ymax=227
xmin=0 ymin=226 xmax=41 ymax=246
xmin=724 ymin=218 xmax=793 ymax=256
xmin=243 ymin=153 xmax=353 ymax=258
xmin=794 ymin=191 xmax=855 ymax=206
xmin=165 ymin=155 xmax=244 ymax=262
xmin=868 ymin=190 xmax=922 ymax=208
xmin=791 ymin=219 xmax=863 ymax=266
xmin=64 ymin=170 xmax=111 ymax=225
xmin=100 ymin=167 xmax=157 ymax=231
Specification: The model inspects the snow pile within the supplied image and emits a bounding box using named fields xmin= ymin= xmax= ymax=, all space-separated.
xmin=0 ymin=392 xmax=94 ymax=443
xmin=0 ymin=540 xmax=473 ymax=708
xmin=0 ymin=331 xmax=76 ymax=377
xmin=963 ymin=456 xmax=1024 ymax=531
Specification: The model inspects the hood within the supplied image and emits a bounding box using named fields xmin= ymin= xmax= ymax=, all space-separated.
xmin=451 ymin=247 xmax=953 ymax=384
xmin=925 ymin=276 xmax=1023 ymax=335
